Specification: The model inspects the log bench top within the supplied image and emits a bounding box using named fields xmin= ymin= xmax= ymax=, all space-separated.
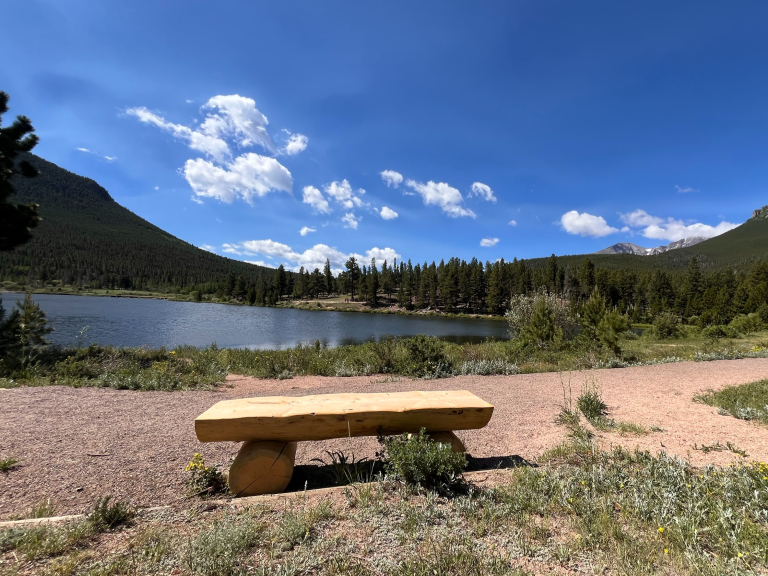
xmin=195 ymin=390 xmax=494 ymax=443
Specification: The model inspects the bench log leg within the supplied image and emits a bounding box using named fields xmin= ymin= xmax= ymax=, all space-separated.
xmin=228 ymin=440 xmax=297 ymax=497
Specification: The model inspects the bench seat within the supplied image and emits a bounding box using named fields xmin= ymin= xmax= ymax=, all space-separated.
xmin=195 ymin=390 xmax=494 ymax=443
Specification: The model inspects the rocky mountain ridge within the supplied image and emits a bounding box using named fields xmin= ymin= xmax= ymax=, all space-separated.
xmin=595 ymin=236 xmax=706 ymax=256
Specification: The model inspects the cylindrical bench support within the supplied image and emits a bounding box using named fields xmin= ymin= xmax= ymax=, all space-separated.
xmin=228 ymin=440 xmax=297 ymax=497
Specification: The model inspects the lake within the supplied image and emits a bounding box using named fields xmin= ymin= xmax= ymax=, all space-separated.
xmin=0 ymin=293 xmax=510 ymax=349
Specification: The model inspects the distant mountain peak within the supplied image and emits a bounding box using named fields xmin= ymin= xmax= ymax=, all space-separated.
xmin=751 ymin=205 xmax=768 ymax=220
xmin=594 ymin=237 xmax=706 ymax=256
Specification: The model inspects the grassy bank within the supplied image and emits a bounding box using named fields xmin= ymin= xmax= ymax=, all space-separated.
xmin=2 ymin=331 xmax=768 ymax=391
xmin=2 ymin=441 xmax=766 ymax=575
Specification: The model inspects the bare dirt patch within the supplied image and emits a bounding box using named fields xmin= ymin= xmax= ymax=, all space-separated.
xmin=1 ymin=358 xmax=767 ymax=520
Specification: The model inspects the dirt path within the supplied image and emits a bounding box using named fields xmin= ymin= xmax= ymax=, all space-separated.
xmin=1 ymin=358 xmax=767 ymax=520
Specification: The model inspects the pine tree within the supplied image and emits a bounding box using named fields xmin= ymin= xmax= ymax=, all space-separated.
xmin=323 ymin=258 xmax=333 ymax=296
xmin=1 ymin=92 xmax=41 ymax=252
xmin=345 ymin=256 xmax=360 ymax=301
xmin=367 ymin=258 xmax=379 ymax=306
xmin=273 ymin=264 xmax=286 ymax=300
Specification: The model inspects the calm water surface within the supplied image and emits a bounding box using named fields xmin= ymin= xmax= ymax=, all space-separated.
xmin=1 ymin=293 xmax=510 ymax=349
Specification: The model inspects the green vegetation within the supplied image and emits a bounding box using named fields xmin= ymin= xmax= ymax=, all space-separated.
xmin=184 ymin=453 xmax=228 ymax=498
xmin=378 ymin=429 xmax=468 ymax=495
xmin=0 ymin=457 xmax=19 ymax=472
xmin=697 ymin=379 xmax=768 ymax=425
xmin=3 ymin=446 xmax=767 ymax=575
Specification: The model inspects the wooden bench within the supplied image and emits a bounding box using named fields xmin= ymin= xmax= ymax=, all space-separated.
xmin=194 ymin=390 xmax=494 ymax=496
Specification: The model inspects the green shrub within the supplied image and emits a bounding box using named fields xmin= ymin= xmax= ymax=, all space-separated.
xmin=729 ymin=313 xmax=765 ymax=336
xmin=701 ymin=325 xmax=742 ymax=339
xmin=506 ymin=289 xmax=578 ymax=341
xmin=577 ymin=381 xmax=608 ymax=421
xmin=0 ymin=456 xmax=19 ymax=472
xmin=184 ymin=453 xmax=227 ymax=497
xmin=697 ymin=379 xmax=768 ymax=424
xmin=378 ymin=429 xmax=467 ymax=495
xmin=87 ymin=496 xmax=134 ymax=531
xmin=403 ymin=335 xmax=452 ymax=377
xmin=650 ymin=312 xmax=683 ymax=339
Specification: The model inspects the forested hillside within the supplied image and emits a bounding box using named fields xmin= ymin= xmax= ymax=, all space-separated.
xmin=0 ymin=154 xmax=279 ymax=293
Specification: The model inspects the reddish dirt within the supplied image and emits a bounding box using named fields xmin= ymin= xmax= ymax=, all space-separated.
xmin=1 ymin=358 xmax=767 ymax=520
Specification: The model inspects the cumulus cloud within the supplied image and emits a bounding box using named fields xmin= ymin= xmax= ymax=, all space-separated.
xmin=365 ymin=247 xmax=402 ymax=262
xmin=342 ymin=212 xmax=360 ymax=229
xmin=508 ymin=220 xmax=517 ymax=226
xmin=469 ymin=182 xmax=497 ymax=203
xmin=223 ymin=240 xmax=400 ymax=274
xmin=299 ymin=226 xmax=316 ymax=236
xmin=281 ymin=131 xmax=308 ymax=155
xmin=380 ymin=206 xmax=398 ymax=220
xmin=619 ymin=209 xmax=663 ymax=228
xmin=619 ymin=209 xmax=740 ymax=241
xmin=480 ymin=237 xmax=499 ymax=247
xmin=302 ymin=186 xmax=332 ymax=214
xmin=200 ymin=94 xmax=274 ymax=152
xmin=183 ymin=153 xmax=292 ymax=204
xmin=380 ymin=170 xmax=403 ymax=188
xmin=127 ymin=94 xmax=304 ymax=204
xmin=198 ymin=244 xmax=216 ymax=253
xmin=675 ymin=185 xmax=698 ymax=194
xmin=324 ymin=179 xmax=366 ymax=209
xmin=245 ymin=260 xmax=275 ymax=268
xmin=404 ymin=180 xmax=476 ymax=218
xmin=560 ymin=211 xmax=619 ymax=238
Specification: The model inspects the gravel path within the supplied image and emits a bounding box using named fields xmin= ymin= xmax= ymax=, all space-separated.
xmin=1 ymin=358 xmax=767 ymax=520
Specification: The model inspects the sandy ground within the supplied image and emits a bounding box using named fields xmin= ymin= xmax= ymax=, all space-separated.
xmin=1 ymin=358 xmax=767 ymax=520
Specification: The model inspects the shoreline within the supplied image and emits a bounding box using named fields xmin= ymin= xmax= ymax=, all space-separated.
xmin=0 ymin=288 xmax=509 ymax=322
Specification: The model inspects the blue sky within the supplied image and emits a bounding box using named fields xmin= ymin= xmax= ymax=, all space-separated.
xmin=2 ymin=1 xmax=767 ymax=272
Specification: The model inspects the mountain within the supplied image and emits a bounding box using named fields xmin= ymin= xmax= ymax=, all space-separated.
xmin=595 ymin=237 xmax=706 ymax=256
xmin=0 ymin=154 xmax=278 ymax=291
xmin=528 ymin=206 xmax=768 ymax=272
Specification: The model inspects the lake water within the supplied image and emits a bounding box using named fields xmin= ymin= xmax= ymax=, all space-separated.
xmin=0 ymin=293 xmax=510 ymax=349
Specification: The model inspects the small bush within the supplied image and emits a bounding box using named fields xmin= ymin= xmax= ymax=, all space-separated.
xmin=577 ymin=381 xmax=608 ymax=421
xmin=87 ymin=497 xmax=134 ymax=531
xmin=0 ymin=456 xmax=19 ymax=472
xmin=184 ymin=453 xmax=227 ymax=498
xmin=650 ymin=312 xmax=683 ymax=339
xmin=378 ymin=429 xmax=467 ymax=495
xmin=701 ymin=325 xmax=742 ymax=339
xmin=404 ymin=335 xmax=452 ymax=377
xmin=506 ymin=290 xmax=578 ymax=341
xmin=729 ymin=313 xmax=765 ymax=336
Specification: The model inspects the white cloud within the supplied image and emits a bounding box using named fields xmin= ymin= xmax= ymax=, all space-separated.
xmin=560 ymin=211 xmax=619 ymax=237
xmin=186 ymin=99 xmax=194 ymax=103
xmin=480 ymin=237 xmax=499 ymax=247
xmin=154 ymin=186 xmax=159 ymax=190
xmin=342 ymin=212 xmax=360 ymax=229
xmin=183 ymin=153 xmax=292 ymax=204
xmin=302 ymin=185 xmax=332 ymax=214
xmin=619 ymin=209 xmax=663 ymax=227
xmin=508 ymin=220 xmax=517 ymax=226
xmin=675 ymin=185 xmax=698 ymax=194
xmin=75 ymin=147 xmax=116 ymax=162
xmin=126 ymin=106 xmax=231 ymax=162
xmin=641 ymin=218 xmax=739 ymax=241
xmin=225 ymin=240 xmax=400 ymax=274
xmin=282 ymin=132 xmax=308 ymax=155
xmin=299 ymin=226 xmax=316 ymax=236
xmin=469 ymin=182 xmax=497 ymax=203
xmin=380 ymin=170 xmax=404 ymax=188
xmin=324 ymin=179 xmax=366 ymax=209
xmin=200 ymin=94 xmax=274 ymax=153
xmin=365 ymin=247 xmax=402 ymax=262
xmin=620 ymin=208 xmax=740 ymax=241
xmin=380 ymin=206 xmax=398 ymax=220
xmin=198 ymin=244 xmax=216 ymax=253
xmin=404 ymin=180 xmax=476 ymax=218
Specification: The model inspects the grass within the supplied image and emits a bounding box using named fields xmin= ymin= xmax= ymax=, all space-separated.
xmin=0 ymin=457 xmax=19 ymax=472
xmin=2 ymin=331 xmax=768 ymax=391
xmin=697 ymin=379 xmax=768 ymax=425
xmin=3 ymin=445 xmax=766 ymax=575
